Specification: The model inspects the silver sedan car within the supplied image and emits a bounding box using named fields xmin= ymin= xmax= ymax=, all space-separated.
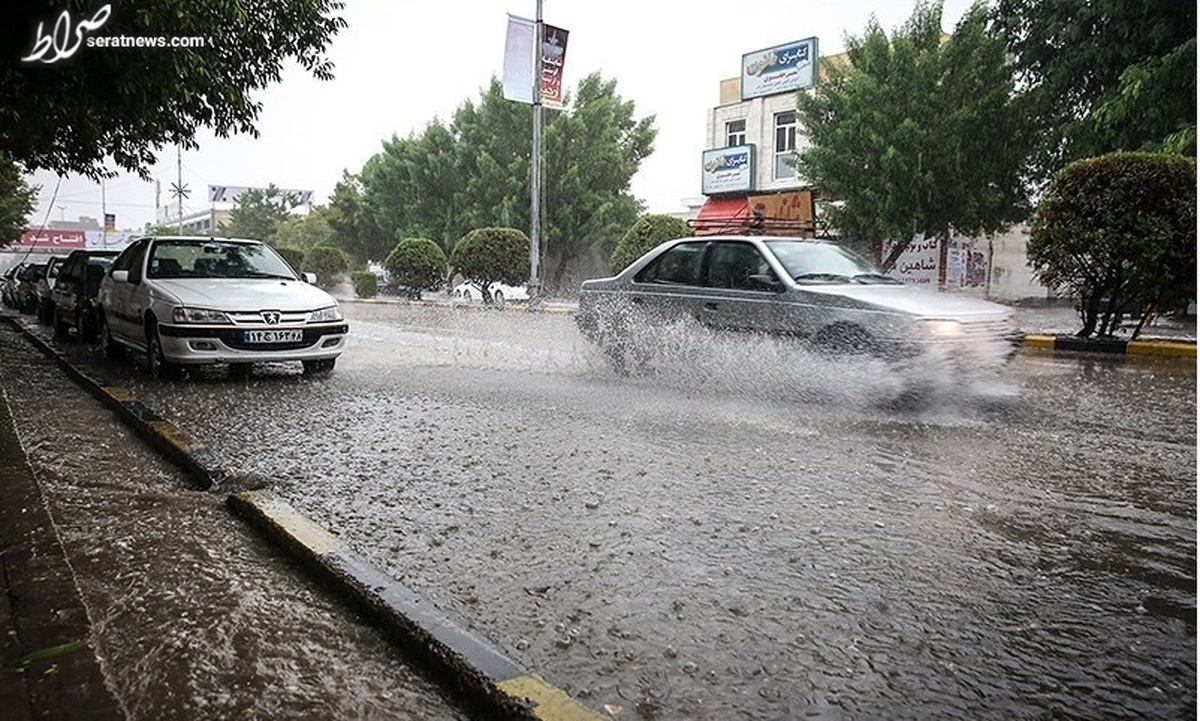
xmin=575 ymin=235 xmax=1019 ymax=373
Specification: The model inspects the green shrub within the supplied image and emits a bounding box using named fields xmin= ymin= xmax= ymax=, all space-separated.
xmin=449 ymin=227 xmax=529 ymax=303
xmin=351 ymin=271 xmax=378 ymax=298
xmin=1029 ymin=151 xmax=1196 ymax=338
xmin=302 ymin=245 xmax=349 ymax=288
xmin=384 ymin=237 xmax=448 ymax=296
xmin=274 ymin=246 xmax=306 ymax=275
xmin=611 ymin=214 xmax=691 ymax=272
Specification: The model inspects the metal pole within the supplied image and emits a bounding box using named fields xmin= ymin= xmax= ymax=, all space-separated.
xmin=176 ymin=147 xmax=183 ymax=234
xmin=529 ymin=0 xmax=543 ymax=298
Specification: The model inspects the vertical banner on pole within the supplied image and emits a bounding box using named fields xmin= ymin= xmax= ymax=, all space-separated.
xmin=539 ymin=24 xmax=568 ymax=109
xmin=502 ymin=15 xmax=535 ymax=103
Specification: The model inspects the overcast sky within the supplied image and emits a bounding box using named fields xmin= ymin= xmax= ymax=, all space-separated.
xmin=27 ymin=0 xmax=975 ymax=231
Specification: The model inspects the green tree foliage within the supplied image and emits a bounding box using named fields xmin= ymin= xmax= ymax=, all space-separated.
xmin=272 ymin=206 xmax=338 ymax=254
xmin=992 ymin=0 xmax=1196 ymax=184
xmin=302 ymin=245 xmax=348 ymax=289
xmin=448 ymin=227 xmax=528 ymax=304
xmin=796 ymin=1 xmax=1030 ymax=271
xmin=0 ymin=152 xmax=36 ymax=245
xmin=1028 ymin=152 xmax=1196 ymax=339
xmin=0 ymin=1 xmax=346 ymax=179
xmin=355 ymin=74 xmax=654 ymax=292
xmin=383 ymin=237 xmax=447 ymax=298
xmin=225 ymin=185 xmax=298 ymax=242
xmin=611 ymin=214 xmax=691 ymax=272
xmin=350 ymin=271 xmax=378 ymax=299
xmin=274 ymin=246 xmax=306 ymax=275
xmin=327 ymin=171 xmax=390 ymax=266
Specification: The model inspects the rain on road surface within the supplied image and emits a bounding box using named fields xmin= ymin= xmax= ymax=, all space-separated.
xmin=20 ymin=302 xmax=1199 ymax=720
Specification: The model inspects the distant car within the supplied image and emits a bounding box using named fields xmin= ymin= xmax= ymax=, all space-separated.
xmin=14 ymin=263 xmax=47 ymax=314
xmin=97 ymin=236 xmax=349 ymax=379
xmin=574 ymin=235 xmax=1019 ymax=373
xmin=50 ymin=249 xmax=119 ymax=340
xmin=1 ymin=263 xmax=26 ymax=308
xmin=35 ymin=255 xmax=69 ymax=323
xmin=452 ymin=281 xmax=529 ymax=306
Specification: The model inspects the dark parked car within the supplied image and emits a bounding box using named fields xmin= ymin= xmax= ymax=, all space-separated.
xmin=51 ymin=250 xmax=119 ymax=340
xmin=1 ymin=263 xmax=26 ymax=308
xmin=35 ymin=255 xmax=69 ymax=322
xmin=14 ymin=263 xmax=47 ymax=314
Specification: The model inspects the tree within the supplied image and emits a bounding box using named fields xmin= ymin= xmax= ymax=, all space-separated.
xmin=355 ymin=74 xmax=654 ymax=293
xmin=992 ymin=0 xmax=1196 ymax=185
xmin=225 ymin=185 xmax=298 ymax=242
xmin=302 ymin=246 xmax=348 ymax=289
xmin=611 ymin=214 xmax=691 ymax=272
xmin=795 ymin=1 xmax=1030 ymax=271
xmin=273 ymin=206 xmax=339 ymax=254
xmin=328 ymin=171 xmax=390 ymax=266
xmin=0 ymin=152 xmax=36 ymax=245
xmin=383 ymin=237 xmax=447 ymax=299
xmin=1028 ymin=152 xmax=1196 ymax=339
xmin=448 ymin=227 xmax=528 ymax=304
xmin=0 ymin=1 xmax=346 ymax=179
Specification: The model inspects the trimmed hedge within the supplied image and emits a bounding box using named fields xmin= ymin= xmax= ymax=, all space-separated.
xmin=611 ymin=214 xmax=691 ymax=273
xmin=351 ymin=271 xmax=378 ymax=298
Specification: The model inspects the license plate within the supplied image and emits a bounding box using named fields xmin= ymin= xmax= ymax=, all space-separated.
xmin=243 ymin=329 xmax=303 ymax=343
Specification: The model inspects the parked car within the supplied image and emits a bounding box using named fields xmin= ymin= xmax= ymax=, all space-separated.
xmin=1 ymin=263 xmax=26 ymax=308
xmin=14 ymin=263 xmax=47 ymax=314
xmin=35 ymin=254 xmax=69 ymax=323
xmin=97 ymin=236 xmax=349 ymax=379
xmin=574 ymin=235 xmax=1019 ymax=373
xmin=452 ymin=281 xmax=529 ymax=306
xmin=50 ymin=249 xmax=120 ymax=340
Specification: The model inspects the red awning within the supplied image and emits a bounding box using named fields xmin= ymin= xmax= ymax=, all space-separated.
xmin=691 ymin=196 xmax=748 ymax=235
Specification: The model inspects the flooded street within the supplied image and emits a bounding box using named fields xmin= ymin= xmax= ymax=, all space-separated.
xmin=8 ymin=302 xmax=1196 ymax=720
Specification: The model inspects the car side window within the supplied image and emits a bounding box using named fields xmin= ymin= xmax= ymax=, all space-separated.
xmin=112 ymin=240 xmax=149 ymax=282
xmin=707 ymin=242 xmax=774 ymax=290
xmin=635 ymin=242 xmax=708 ymax=286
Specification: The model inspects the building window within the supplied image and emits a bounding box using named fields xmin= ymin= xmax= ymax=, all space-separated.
xmin=726 ymin=119 xmax=746 ymax=147
xmin=774 ymin=111 xmax=797 ymax=180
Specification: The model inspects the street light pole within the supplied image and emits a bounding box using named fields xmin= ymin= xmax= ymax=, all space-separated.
xmin=529 ymin=0 xmax=543 ymax=299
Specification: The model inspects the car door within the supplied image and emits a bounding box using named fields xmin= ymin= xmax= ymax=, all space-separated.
xmin=103 ymin=239 xmax=150 ymax=343
xmin=52 ymin=254 xmax=82 ymax=319
xmin=627 ymin=240 xmax=710 ymax=326
xmin=698 ymin=240 xmax=786 ymax=334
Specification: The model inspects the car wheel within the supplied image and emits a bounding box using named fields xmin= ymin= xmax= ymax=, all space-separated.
xmin=98 ymin=314 xmax=122 ymax=358
xmin=811 ymin=323 xmax=877 ymax=356
xmin=145 ymin=323 xmax=181 ymax=380
xmin=302 ymin=358 xmax=336 ymax=375
xmin=53 ymin=307 xmax=69 ymax=337
xmin=493 ymin=290 xmax=505 ymax=308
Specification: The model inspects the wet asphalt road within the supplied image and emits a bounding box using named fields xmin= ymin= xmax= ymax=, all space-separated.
xmin=7 ymin=302 xmax=1198 ymax=720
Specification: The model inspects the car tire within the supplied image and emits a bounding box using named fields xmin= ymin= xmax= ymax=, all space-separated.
xmin=493 ymin=290 xmax=505 ymax=309
xmin=53 ymin=307 xmax=69 ymax=337
xmin=98 ymin=314 xmax=122 ymax=358
xmin=811 ymin=323 xmax=877 ymax=356
xmin=145 ymin=323 xmax=181 ymax=380
xmin=302 ymin=358 xmax=336 ymax=375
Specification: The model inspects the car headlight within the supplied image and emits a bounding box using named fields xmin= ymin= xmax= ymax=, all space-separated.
xmin=308 ymin=305 xmax=343 ymax=322
xmin=172 ymin=307 xmax=232 ymax=324
xmin=915 ymin=319 xmax=964 ymax=338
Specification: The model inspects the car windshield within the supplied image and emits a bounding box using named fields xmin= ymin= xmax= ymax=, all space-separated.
xmin=147 ymin=240 xmax=298 ymax=280
xmin=764 ymin=240 xmax=902 ymax=285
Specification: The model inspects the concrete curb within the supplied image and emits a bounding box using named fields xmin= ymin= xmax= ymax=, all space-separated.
xmin=1021 ymin=333 xmax=1196 ymax=358
xmin=1 ymin=314 xmax=605 ymax=721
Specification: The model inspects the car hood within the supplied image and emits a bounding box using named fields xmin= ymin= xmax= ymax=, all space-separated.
xmin=149 ymin=278 xmax=337 ymax=311
xmin=802 ymin=283 xmax=1011 ymax=319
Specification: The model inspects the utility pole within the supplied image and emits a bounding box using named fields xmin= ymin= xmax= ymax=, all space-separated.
xmin=528 ymin=0 xmax=543 ymax=299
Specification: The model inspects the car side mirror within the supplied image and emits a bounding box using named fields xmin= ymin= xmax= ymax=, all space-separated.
xmin=303 ymin=272 xmax=317 ymax=284
xmin=111 ymin=270 xmax=129 ymax=283
xmin=749 ymin=273 xmax=784 ymax=292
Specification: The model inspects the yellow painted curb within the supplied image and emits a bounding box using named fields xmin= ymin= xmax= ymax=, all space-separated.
xmin=1126 ymin=340 xmax=1196 ymax=358
xmin=497 ymin=674 xmax=608 ymax=721
xmin=1021 ymin=335 xmax=1057 ymax=350
xmin=101 ymin=386 xmax=136 ymax=403
xmin=146 ymin=420 xmax=205 ymax=454
xmin=233 ymin=491 xmax=351 ymax=555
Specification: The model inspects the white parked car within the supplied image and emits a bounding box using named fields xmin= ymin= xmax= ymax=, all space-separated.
xmin=452 ymin=281 xmax=529 ymax=306
xmin=97 ymin=236 xmax=348 ymax=378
